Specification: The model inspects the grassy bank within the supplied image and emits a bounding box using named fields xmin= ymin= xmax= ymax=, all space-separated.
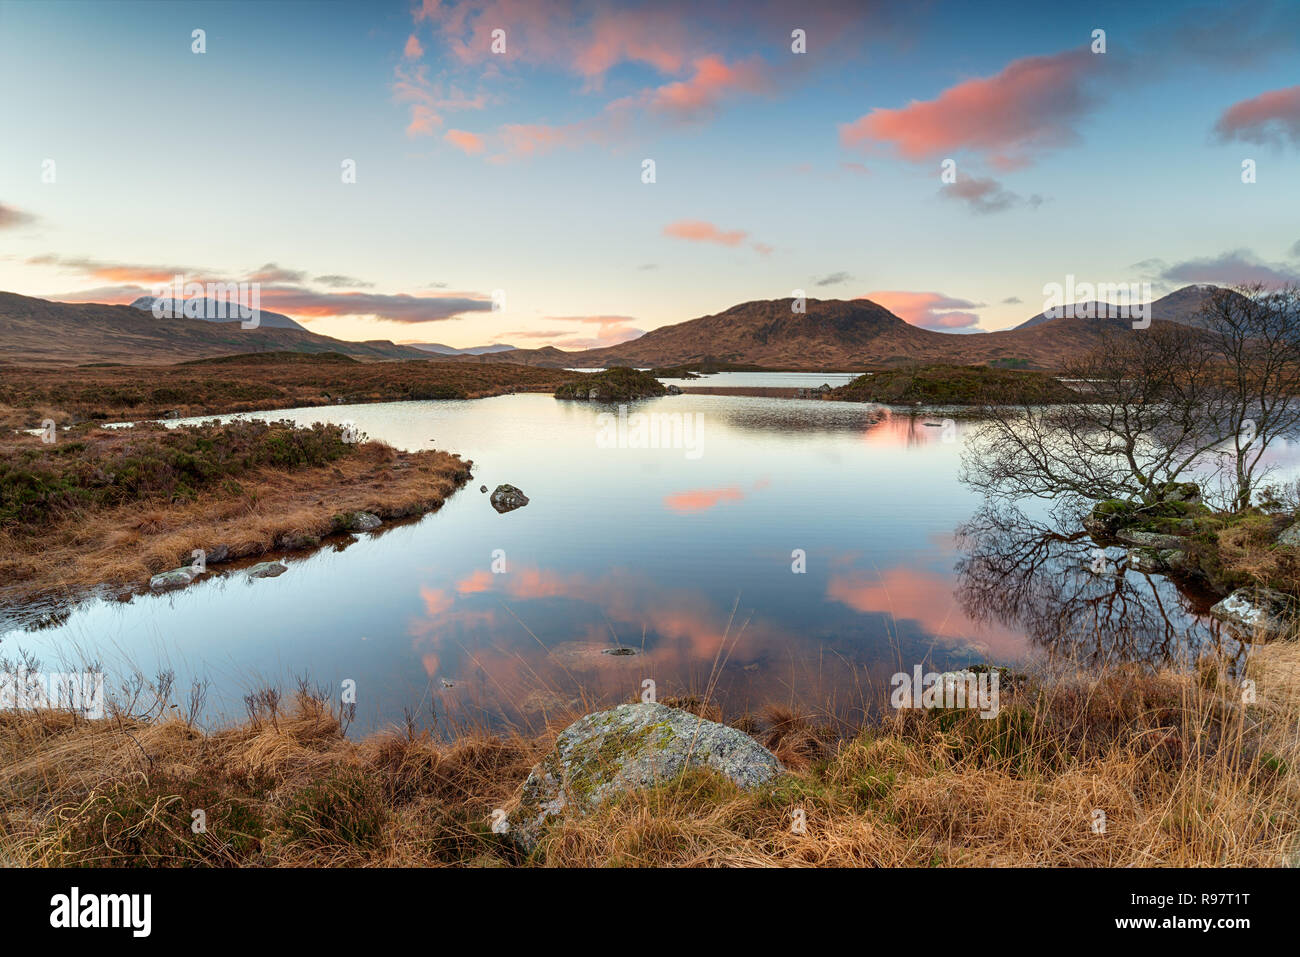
xmin=0 ymin=353 xmax=583 ymax=431
xmin=0 ymin=418 xmax=470 ymax=602
xmin=832 ymin=364 xmax=1078 ymax=405
xmin=2 ymin=643 xmax=1297 ymax=867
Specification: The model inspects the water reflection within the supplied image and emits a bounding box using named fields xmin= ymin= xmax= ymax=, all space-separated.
xmin=2 ymin=385 xmax=1270 ymax=734
xmin=954 ymin=505 xmax=1242 ymax=668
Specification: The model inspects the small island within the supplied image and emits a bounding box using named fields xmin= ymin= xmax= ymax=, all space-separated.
xmin=554 ymin=366 xmax=668 ymax=401
xmin=830 ymin=363 xmax=1078 ymax=405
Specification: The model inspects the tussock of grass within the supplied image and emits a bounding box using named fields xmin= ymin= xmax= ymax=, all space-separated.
xmin=3 ymin=645 xmax=1298 ymax=867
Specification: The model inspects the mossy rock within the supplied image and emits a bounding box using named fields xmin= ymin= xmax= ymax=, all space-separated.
xmin=506 ymin=702 xmax=782 ymax=853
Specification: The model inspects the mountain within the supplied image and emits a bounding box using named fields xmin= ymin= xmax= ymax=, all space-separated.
xmin=1011 ymin=284 xmax=1243 ymax=330
xmin=496 ymin=298 xmax=1173 ymax=371
xmin=129 ymin=296 xmax=309 ymax=332
xmin=408 ymin=342 xmax=517 ymax=355
xmin=0 ymin=292 xmax=436 ymax=365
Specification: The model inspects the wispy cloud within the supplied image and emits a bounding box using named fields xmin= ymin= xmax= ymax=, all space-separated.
xmin=840 ymin=48 xmax=1102 ymax=170
xmin=1214 ymin=85 xmax=1300 ymax=147
xmin=0 ymin=202 xmax=37 ymax=229
xmin=861 ymin=291 xmax=983 ymax=330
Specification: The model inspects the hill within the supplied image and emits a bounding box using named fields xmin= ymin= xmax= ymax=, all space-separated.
xmin=1011 ymin=284 xmax=1244 ymax=331
xmin=498 ymin=298 xmax=1179 ymax=371
xmin=129 ymin=296 xmax=309 ymax=332
xmin=0 ymin=292 xmax=435 ymax=365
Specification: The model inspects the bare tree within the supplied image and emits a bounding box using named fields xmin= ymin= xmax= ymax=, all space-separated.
xmin=961 ymin=285 xmax=1300 ymax=513
xmin=1197 ymin=284 xmax=1300 ymax=510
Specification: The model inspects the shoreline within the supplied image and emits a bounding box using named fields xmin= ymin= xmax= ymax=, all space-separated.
xmin=2 ymin=644 xmax=1296 ymax=867
xmin=0 ymin=418 xmax=473 ymax=607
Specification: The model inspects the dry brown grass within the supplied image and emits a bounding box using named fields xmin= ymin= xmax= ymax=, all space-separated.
xmin=0 ymin=425 xmax=470 ymax=604
xmin=2 ymin=642 xmax=1297 ymax=868
xmin=0 ymin=353 xmax=583 ymax=430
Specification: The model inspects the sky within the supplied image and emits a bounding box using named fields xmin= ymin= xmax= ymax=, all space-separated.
xmin=1 ymin=0 xmax=1298 ymax=348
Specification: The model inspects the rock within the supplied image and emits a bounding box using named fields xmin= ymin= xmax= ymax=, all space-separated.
xmin=588 ymin=388 xmax=599 ymax=400
xmin=480 ymin=485 xmax=488 ymax=493
xmin=1084 ymin=501 xmax=1131 ymax=539
xmin=276 ymin=532 xmax=319 ymax=550
xmin=1117 ymin=529 xmax=1186 ymax=550
xmin=817 ymin=383 xmax=831 ymax=393
xmin=490 ymin=484 xmax=529 ymax=513
xmin=342 ymin=511 xmax=382 ymax=532
xmin=163 ymin=410 xmax=182 ymax=420
xmin=1161 ymin=482 xmax=1202 ymax=505
xmin=1209 ymin=587 xmax=1300 ymax=641
xmin=1278 ymin=522 xmax=1300 ymax=548
xmin=204 ymin=544 xmax=231 ymax=565
xmin=1126 ymin=546 xmax=1194 ymax=576
xmin=665 ymin=384 xmax=682 ymax=395
xmin=149 ymin=567 xmax=196 ymax=591
xmin=506 ymin=702 xmax=782 ymax=853
xmin=247 ymin=561 xmax=288 ymax=580
xmin=601 ymin=647 xmax=637 ymax=656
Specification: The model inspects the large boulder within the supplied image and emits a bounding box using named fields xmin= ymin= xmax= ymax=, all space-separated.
xmin=506 ymin=702 xmax=782 ymax=853
xmin=490 ymin=484 xmax=529 ymax=513
xmin=1209 ymin=587 xmax=1300 ymax=641
xmin=1277 ymin=522 xmax=1300 ymax=548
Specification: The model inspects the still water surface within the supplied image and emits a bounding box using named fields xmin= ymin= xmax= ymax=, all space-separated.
xmin=2 ymin=375 xmax=1262 ymax=733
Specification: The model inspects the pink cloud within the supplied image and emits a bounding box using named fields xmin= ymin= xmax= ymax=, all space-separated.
xmin=839 ymin=48 xmax=1099 ymax=167
xmin=444 ymin=128 xmax=486 ymax=154
xmin=648 ymin=55 xmax=767 ymax=121
xmin=1214 ymin=85 xmax=1300 ymax=147
xmin=860 ymin=291 xmax=983 ymax=330
xmin=662 ymin=219 xmax=747 ymax=247
xmin=404 ymin=34 xmax=424 ymax=59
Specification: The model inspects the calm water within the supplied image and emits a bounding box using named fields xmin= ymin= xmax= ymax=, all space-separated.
xmin=2 ymin=375 xmax=1269 ymax=733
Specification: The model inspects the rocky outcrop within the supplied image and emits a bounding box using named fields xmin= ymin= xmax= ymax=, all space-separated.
xmin=506 ymin=702 xmax=783 ymax=853
xmin=490 ymin=484 xmax=529 ymax=513
xmin=1209 ymin=587 xmax=1300 ymax=641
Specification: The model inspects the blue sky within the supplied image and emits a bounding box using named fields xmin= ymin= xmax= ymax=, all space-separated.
xmin=1 ymin=0 xmax=1297 ymax=347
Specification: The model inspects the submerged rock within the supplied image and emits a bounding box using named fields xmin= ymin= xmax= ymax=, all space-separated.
xmin=247 ymin=561 xmax=288 ymax=580
xmin=490 ymin=484 xmax=530 ymax=513
xmin=149 ymin=567 xmax=196 ymax=591
xmin=1209 ymin=587 xmax=1300 ymax=641
xmin=506 ymin=702 xmax=782 ymax=852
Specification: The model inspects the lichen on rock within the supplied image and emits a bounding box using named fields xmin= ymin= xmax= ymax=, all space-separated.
xmin=506 ymin=701 xmax=782 ymax=852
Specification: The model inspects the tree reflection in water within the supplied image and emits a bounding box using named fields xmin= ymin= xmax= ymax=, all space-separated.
xmin=954 ymin=505 xmax=1244 ymax=669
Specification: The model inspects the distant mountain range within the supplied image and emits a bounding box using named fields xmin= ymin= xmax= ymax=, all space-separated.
xmin=129 ymin=296 xmax=310 ymax=332
xmin=0 ymin=292 xmax=433 ymax=365
xmin=1011 ymin=284 xmax=1241 ymax=330
xmin=0 ymin=284 xmax=1231 ymax=370
xmin=407 ymin=342 xmax=517 ymax=355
